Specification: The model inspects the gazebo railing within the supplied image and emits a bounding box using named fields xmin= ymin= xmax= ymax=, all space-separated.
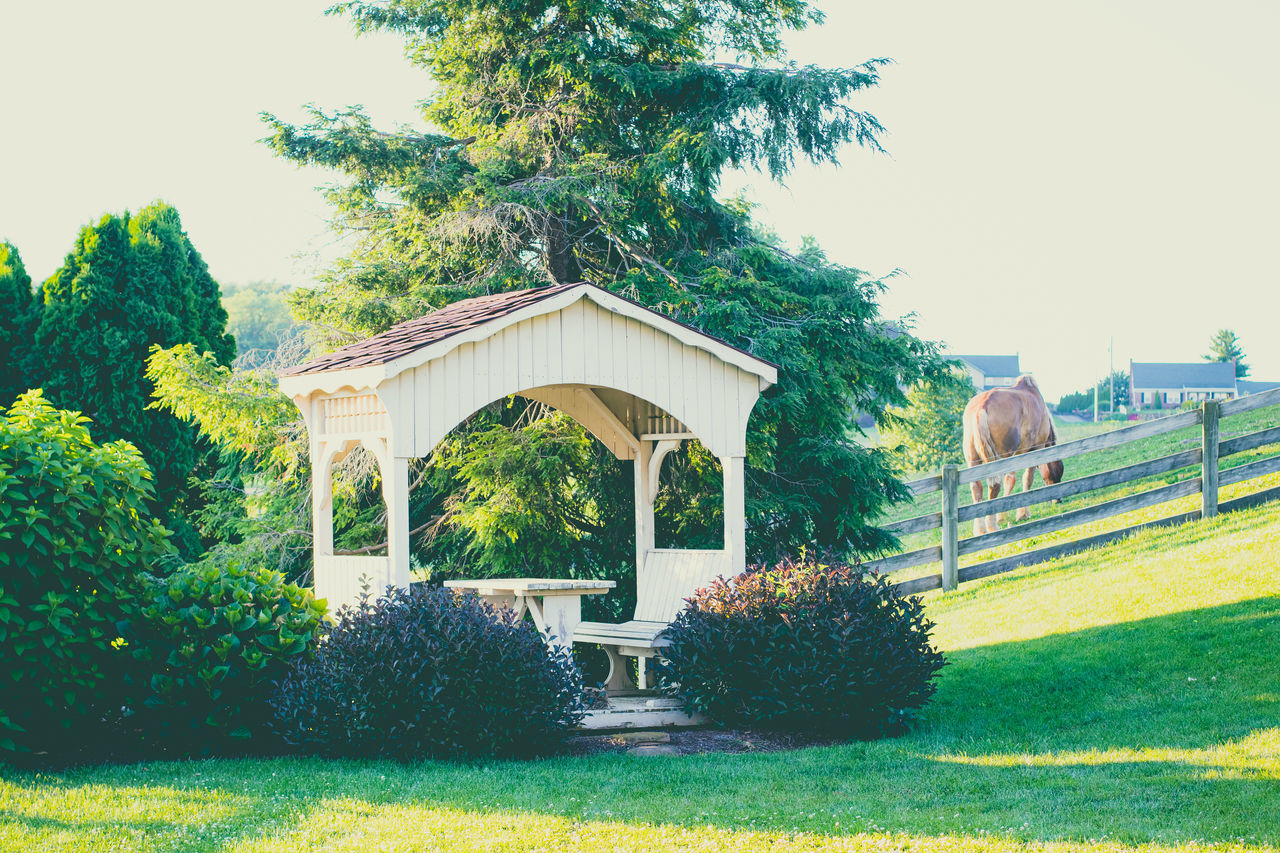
xmin=314 ymin=555 xmax=394 ymax=611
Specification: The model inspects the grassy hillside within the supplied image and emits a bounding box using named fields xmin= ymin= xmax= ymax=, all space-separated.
xmin=3 ymin=501 xmax=1278 ymax=851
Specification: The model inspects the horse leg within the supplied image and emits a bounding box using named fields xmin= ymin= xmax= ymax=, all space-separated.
xmin=998 ymin=471 xmax=1018 ymax=526
xmin=985 ymin=478 xmax=1002 ymax=532
xmin=1016 ymin=467 xmax=1035 ymax=522
xmin=970 ymin=480 xmax=987 ymax=535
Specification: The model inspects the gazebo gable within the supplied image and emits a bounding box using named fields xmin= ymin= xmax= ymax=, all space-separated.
xmin=279 ymin=283 xmax=777 ymax=460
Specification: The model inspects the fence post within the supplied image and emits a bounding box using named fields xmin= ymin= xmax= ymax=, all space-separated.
xmin=941 ymin=464 xmax=960 ymax=591
xmin=1202 ymin=400 xmax=1220 ymax=519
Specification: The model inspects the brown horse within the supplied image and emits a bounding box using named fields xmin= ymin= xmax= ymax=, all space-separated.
xmin=962 ymin=375 xmax=1064 ymax=535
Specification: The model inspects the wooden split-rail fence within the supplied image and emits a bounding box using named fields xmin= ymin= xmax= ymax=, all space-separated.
xmin=870 ymin=386 xmax=1280 ymax=596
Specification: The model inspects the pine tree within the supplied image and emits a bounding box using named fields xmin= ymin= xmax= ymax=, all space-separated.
xmin=36 ymin=202 xmax=235 ymax=553
xmin=0 ymin=242 xmax=38 ymax=406
xmin=1203 ymin=329 xmax=1249 ymax=378
xmin=259 ymin=0 xmax=948 ymax=562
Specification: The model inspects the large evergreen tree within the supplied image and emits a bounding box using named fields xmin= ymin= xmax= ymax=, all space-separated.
xmin=248 ymin=0 xmax=947 ymax=573
xmin=262 ymin=0 xmax=946 ymax=565
xmin=0 ymin=242 xmax=38 ymax=406
xmin=1203 ymin=329 xmax=1249 ymax=378
xmin=36 ymin=202 xmax=236 ymax=552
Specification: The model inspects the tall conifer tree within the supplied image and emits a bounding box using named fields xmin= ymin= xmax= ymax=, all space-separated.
xmin=36 ymin=202 xmax=235 ymax=552
xmin=0 ymin=242 xmax=37 ymax=406
xmin=261 ymin=0 xmax=947 ymax=562
xmin=1203 ymin=329 xmax=1249 ymax=378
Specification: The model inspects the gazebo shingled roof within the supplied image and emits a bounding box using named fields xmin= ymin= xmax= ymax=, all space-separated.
xmin=282 ymin=281 xmax=778 ymax=377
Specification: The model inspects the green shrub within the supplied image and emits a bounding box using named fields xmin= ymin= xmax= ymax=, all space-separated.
xmin=1057 ymin=390 xmax=1094 ymax=413
xmin=0 ymin=391 xmax=173 ymax=757
xmin=880 ymin=368 xmax=977 ymax=473
xmin=129 ymin=558 xmax=326 ymax=753
xmin=1059 ymin=370 xmax=1129 ymax=414
xmin=658 ymin=556 xmax=946 ymax=737
xmin=270 ymin=585 xmax=585 ymax=759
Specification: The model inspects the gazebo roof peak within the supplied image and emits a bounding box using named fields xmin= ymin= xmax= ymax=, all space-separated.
xmin=280 ymin=281 xmax=581 ymax=377
xmin=279 ymin=281 xmax=777 ymax=385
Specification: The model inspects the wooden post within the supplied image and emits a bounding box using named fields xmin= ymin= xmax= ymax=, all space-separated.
xmin=383 ymin=455 xmax=412 ymax=589
xmin=941 ymin=464 xmax=960 ymax=591
xmin=311 ymin=444 xmax=335 ymax=560
xmin=633 ymin=441 xmax=655 ymax=575
xmin=721 ymin=455 xmax=747 ymax=575
xmin=309 ymin=397 xmax=335 ymax=564
xmin=1202 ymin=400 xmax=1220 ymax=519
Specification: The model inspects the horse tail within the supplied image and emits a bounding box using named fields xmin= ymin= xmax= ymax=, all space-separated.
xmin=976 ymin=408 xmax=1002 ymax=469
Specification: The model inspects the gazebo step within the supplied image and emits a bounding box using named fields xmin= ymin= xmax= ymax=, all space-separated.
xmin=579 ymin=695 xmax=705 ymax=730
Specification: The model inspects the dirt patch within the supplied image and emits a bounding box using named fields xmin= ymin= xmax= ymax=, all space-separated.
xmin=565 ymin=727 xmax=844 ymax=757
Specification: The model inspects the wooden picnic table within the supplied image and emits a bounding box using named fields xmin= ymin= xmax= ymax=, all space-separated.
xmin=443 ymin=577 xmax=615 ymax=651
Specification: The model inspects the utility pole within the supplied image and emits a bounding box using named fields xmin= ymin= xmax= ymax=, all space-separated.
xmin=1109 ymin=337 xmax=1115 ymax=415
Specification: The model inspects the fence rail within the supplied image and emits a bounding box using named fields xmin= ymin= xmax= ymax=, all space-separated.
xmin=872 ymin=385 xmax=1280 ymax=595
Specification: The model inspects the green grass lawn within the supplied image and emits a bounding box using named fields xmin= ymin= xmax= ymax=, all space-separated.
xmin=4 ymin=501 xmax=1279 ymax=851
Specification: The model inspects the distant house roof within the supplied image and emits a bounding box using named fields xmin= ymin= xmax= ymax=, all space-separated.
xmin=1130 ymin=361 xmax=1237 ymax=390
xmin=951 ymin=354 xmax=1020 ymax=378
xmin=1237 ymin=379 xmax=1280 ymax=395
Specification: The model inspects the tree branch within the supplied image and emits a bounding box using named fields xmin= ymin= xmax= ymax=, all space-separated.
xmin=334 ymin=516 xmax=443 ymax=556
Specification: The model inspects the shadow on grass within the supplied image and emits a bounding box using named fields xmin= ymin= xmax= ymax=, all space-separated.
xmin=4 ymin=598 xmax=1278 ymax=850
xmin=925 ymin=596 xmax=1280 ymax=753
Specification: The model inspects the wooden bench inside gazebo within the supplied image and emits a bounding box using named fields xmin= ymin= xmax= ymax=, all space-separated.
xmin=279 ymin=282 xmax=776 ymax=720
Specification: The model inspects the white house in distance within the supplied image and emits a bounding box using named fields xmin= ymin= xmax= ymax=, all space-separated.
xmin=1239 ymin=379 xmax=1280 ymax=396
xmin=950 ymin=354 xmax=1021 ymax=391
xmin=1129 ymin=360 xmax=1237 ymax=408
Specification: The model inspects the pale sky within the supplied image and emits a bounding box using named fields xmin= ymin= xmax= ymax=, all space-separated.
xmin=3 ymin=0 xmax=1277 ymax=401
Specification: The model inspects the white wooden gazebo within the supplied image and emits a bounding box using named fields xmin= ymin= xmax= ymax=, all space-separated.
xmin=278 ymin=282 xmax=776 ymax=687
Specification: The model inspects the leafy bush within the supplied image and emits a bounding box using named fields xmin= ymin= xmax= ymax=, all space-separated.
xmin=270 ymin=585 xmax=585 ymax=759
xmin=1057 ymin=390 xmax=1093 ymax=413
xmin=129 ymin=558 xmax=326 ymax=752
xmin=880 ymin=368 xmax=977 ymax=473
xmin=658 ymin=556 xmax=946 ymax=737
xmin=1059 ymin=370 xmax=1129 ymax=414
xmin=0 ymin=391 xmax=173 ymax=756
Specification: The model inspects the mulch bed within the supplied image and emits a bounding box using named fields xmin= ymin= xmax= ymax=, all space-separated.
xmin=565 ymin=727 xmax=844 ymax=757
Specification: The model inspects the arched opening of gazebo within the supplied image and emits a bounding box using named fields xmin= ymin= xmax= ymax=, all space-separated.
xmin=279 ymin=282 xmax=777 ymax=700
